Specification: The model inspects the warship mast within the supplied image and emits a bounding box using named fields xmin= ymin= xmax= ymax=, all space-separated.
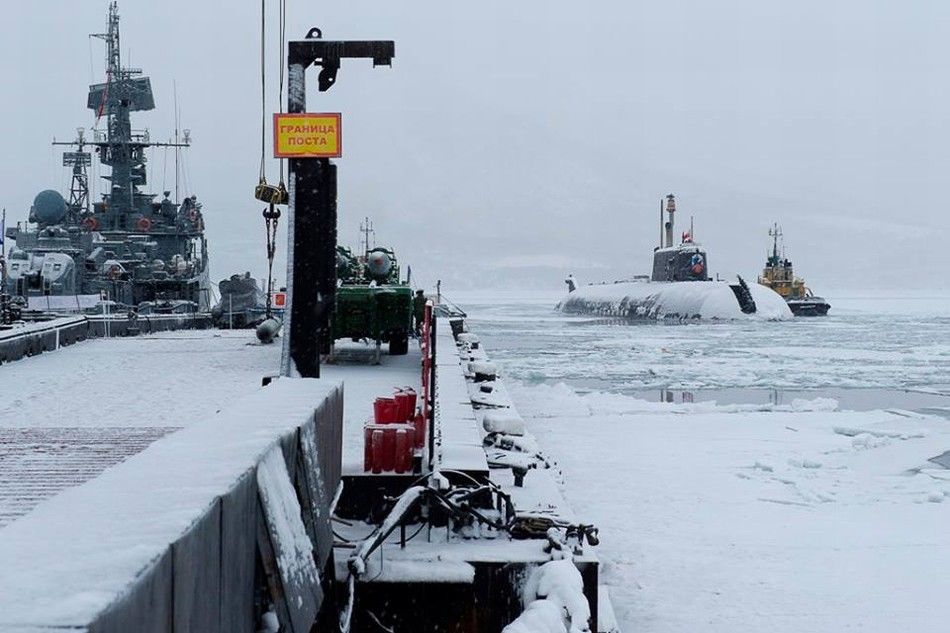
xmin=88 ymin=2 xmax=188 ymax=229
xmin=90 ymin=1 xmax=136 ymax=223
xmin=52 ymin=128 xmax=92 ymax=222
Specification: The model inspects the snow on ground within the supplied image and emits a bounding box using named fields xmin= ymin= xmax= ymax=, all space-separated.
xmin=319 ymin=341 xmax=424 ymax=474
xmin=0 ymin=330 xmax=281 ymax=428
xmin=0 ymin=330 xmax=422 ymax=527
xmin=0 ymin=330 xmax=283 ymax=526
xmin=0 ymin=331 xmax=421 ymax=449
xmin=0 ymin=379 xmax=336 ymax=628
xmin=513 ymin=384 xmax=950 ymax=632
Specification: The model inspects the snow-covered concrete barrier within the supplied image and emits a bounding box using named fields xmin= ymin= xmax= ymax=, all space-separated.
xmin=0 ymin=378 xmax=342 ymax=633
xmin=558 ymin=280 xmax=792 ymax=321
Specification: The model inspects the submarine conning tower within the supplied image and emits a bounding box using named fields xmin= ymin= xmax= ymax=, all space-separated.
xmin=651 ymin=194 xmax=710 ymax=282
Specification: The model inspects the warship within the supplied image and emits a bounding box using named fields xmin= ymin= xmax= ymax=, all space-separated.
xmin=3 ymin=3 xmax=210 ymax=313
xmin=757 ymin=223 xmax=830 ymax=316
xmin=559 ymin=194 xmax=791 ymax=320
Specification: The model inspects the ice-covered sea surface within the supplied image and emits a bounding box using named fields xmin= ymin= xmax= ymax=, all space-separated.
xmin=455 ymin=289 xmax=950 ymax=633
xmin=460 ymin=290 xmax=950 ymax=402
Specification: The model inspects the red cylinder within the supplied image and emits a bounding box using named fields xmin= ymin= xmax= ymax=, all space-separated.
xmin=404 ymin=425 xmax=416 ymax=466
xmin=393 ymin=391 xmax=412 ymax=422
xmin=380 ymin=427 xmax=396 ymax=471
xmin=373 ymin=397 xmax=398 ymax=424
xmin=394 ymin=429 xmax=410 ymax=474
xmin=363 ymin=425 xmax=373 ymax=472
xmin=387 ymin=399 xmax=399 ymax=422
xmin=371 ymin=430 xmax=384 ymax=474
xmin=413 ymin=413 xmax=426 ymax=449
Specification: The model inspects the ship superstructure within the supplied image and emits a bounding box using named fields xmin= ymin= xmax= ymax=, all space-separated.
xmin=3 ymin=2 xmax=210 ymax=311
xmin=651 ymin=194 xmax=711 ymax=282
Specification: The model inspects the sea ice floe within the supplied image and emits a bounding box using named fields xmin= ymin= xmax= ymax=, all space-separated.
xmin=833 ymin=426 xmax=926 ymax=439
xmin=917 ymin=491 xmax=946 ymax=504
xmin=788 ymin=458 xmax=823 ymax=469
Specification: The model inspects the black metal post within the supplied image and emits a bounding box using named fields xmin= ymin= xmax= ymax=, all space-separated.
xmin=286 ymin=157 xmax=326 ymax=377
xmin=280 ymin=34 xmax=394 ymax=379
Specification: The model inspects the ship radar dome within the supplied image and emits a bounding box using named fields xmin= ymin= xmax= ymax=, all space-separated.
xmin=32 ymin=190 xmax=68 ymax=225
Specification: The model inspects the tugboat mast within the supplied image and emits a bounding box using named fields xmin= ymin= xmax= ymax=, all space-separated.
xmin=768 ymin=222 xmax=783 ymax=265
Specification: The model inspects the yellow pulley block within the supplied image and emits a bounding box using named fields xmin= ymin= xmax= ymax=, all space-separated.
xmin=254 ymin=179 xmax=289 ymax=205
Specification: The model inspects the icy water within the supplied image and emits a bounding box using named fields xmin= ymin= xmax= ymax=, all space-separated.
xmin=455 ymin=290 xmax=950 ymax=414
xmin=455 ymin=289 xmax=950 ymax=633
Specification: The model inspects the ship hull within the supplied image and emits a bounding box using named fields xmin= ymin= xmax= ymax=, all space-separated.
xmin=787 ymin=297 xmax=830 ymax=317
xmin=558 ymin=280 xmax=793 ymax=321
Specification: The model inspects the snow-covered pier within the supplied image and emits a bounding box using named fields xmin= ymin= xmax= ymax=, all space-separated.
xmin=0 ymin=313 xmax=610 ymax=632
xmin=0 ymin=378 xmax=342 ymax=631
xmin=332 ymin=316 xmax=607 ymax=632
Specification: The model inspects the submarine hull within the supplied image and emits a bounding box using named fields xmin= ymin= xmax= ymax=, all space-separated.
xmin=557 ymin=280 xmax=793 ymax=321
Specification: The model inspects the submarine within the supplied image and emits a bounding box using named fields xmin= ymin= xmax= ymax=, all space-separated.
xmin=558 ymin=194 xmax=792 ymax=321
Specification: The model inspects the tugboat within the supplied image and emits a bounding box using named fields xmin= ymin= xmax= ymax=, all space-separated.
xmin=757 ymin=224 xmax=830 ymax=317
xmin=558 ymin=195 xmax=792 ymax=320
xmin=3 ymin=3 xmax=210 ymax=312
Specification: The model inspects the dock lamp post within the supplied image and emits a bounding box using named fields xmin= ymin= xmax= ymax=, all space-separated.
xmin=278 ymin=30 xmax=394 ymax=378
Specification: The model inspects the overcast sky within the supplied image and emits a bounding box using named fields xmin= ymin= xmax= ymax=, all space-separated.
xmin=3 ymin=1 xmax=948 ymax=292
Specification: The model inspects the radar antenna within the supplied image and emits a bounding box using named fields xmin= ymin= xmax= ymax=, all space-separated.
xmin=53 ymin=128 xmax=92 ymax=218
xmin=360 ymin=217 xmax=376 ymax=255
